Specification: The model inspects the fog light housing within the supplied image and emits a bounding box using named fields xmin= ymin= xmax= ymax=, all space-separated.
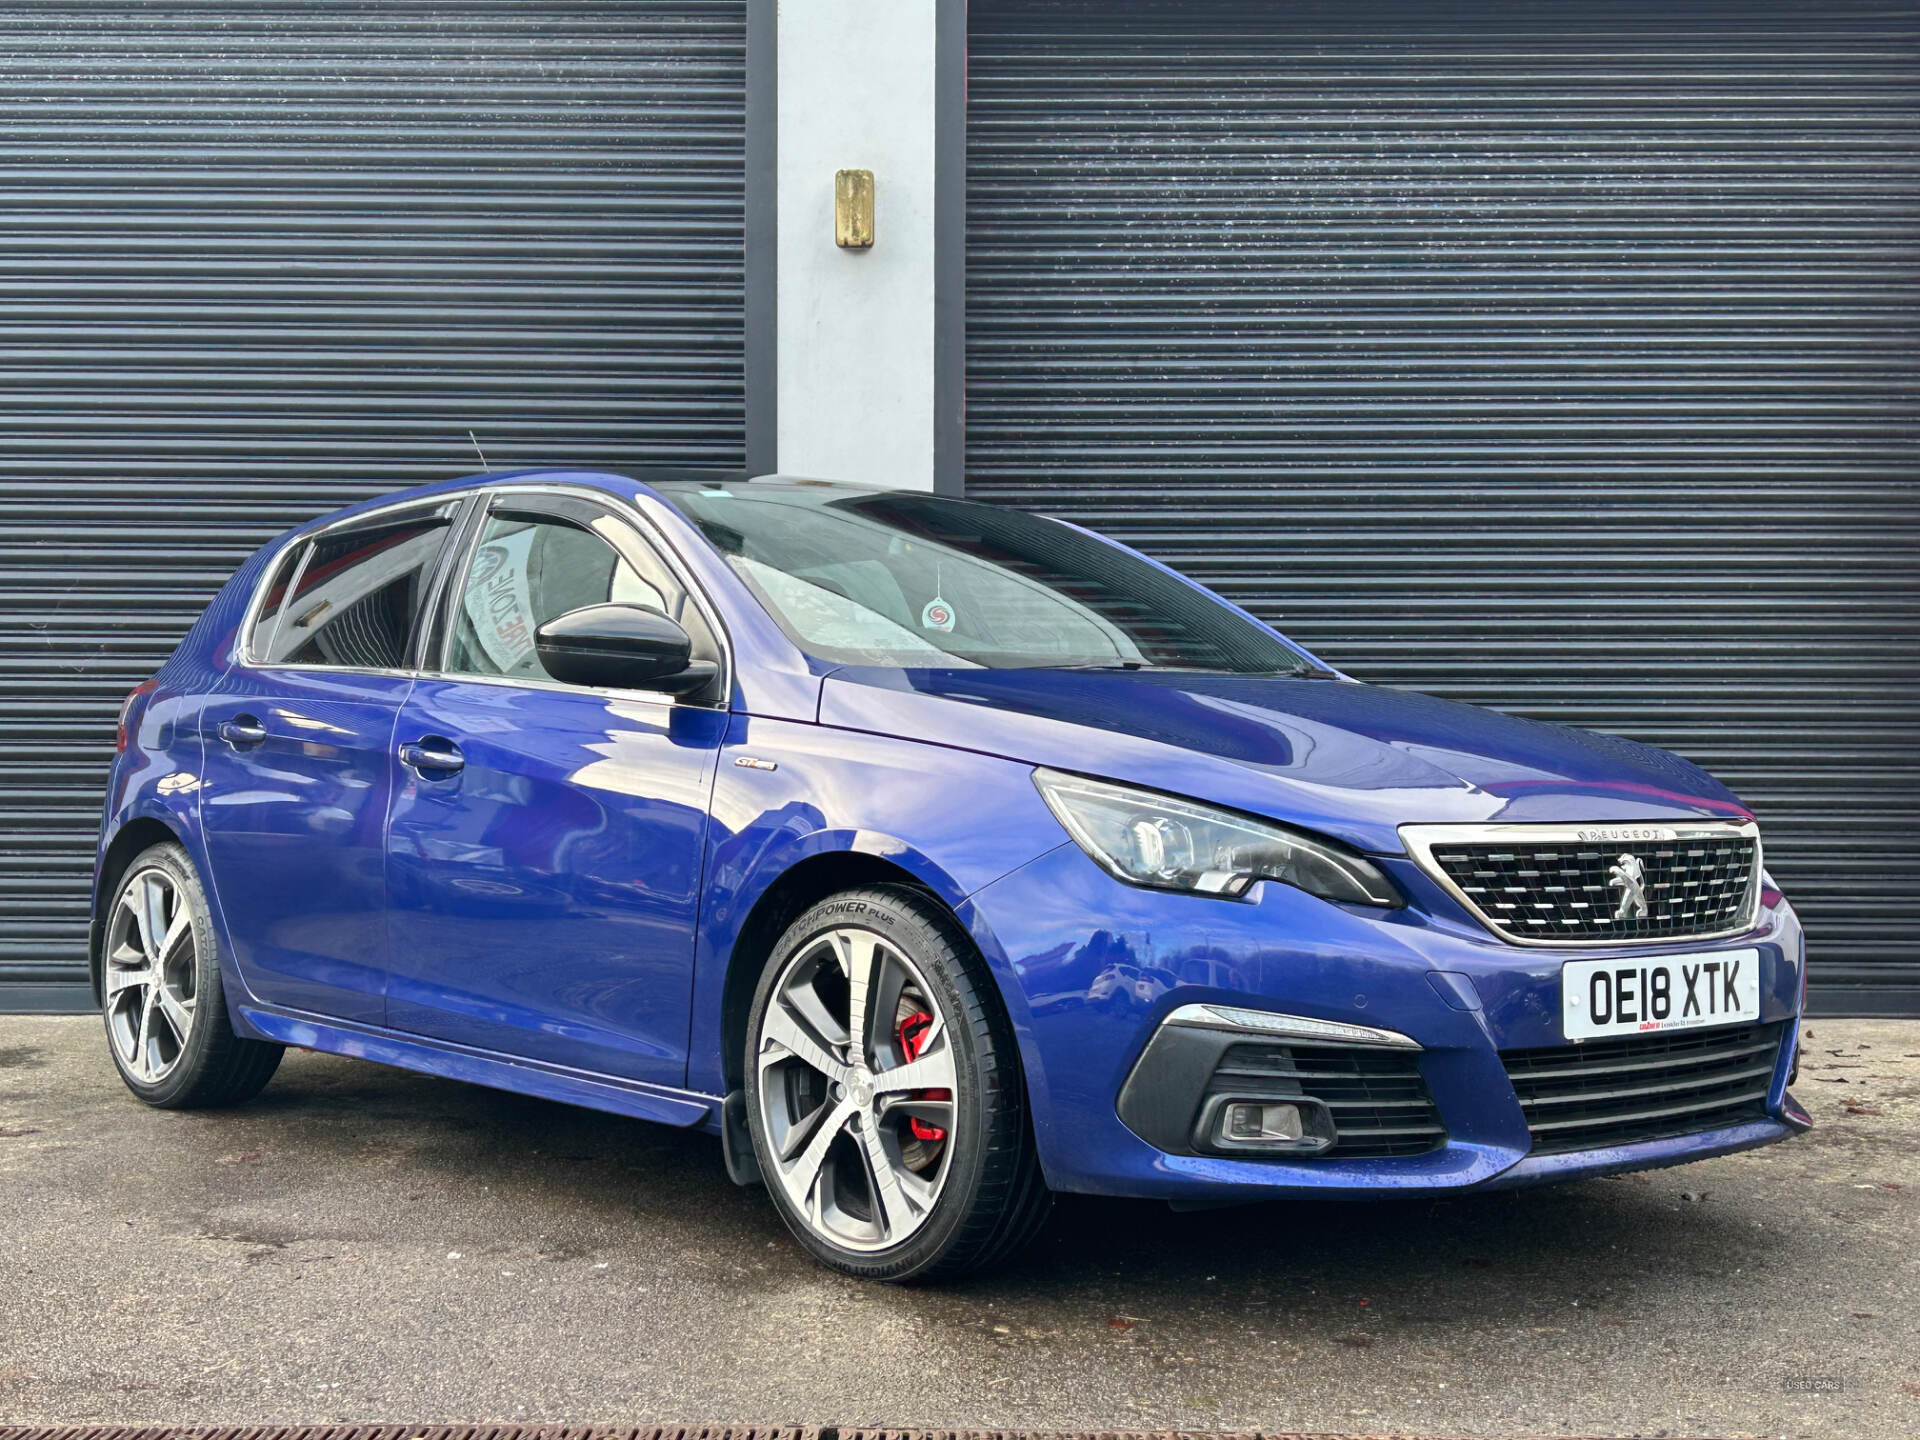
xmin=1196 ymin=1094 xmax=1336 ymax=1155
xmin=1224 ymin=1101 xmax=1302 ymax=1143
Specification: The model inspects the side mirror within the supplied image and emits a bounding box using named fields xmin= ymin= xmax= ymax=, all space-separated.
xmin=534 ymin=603 xmax=718 ymax=696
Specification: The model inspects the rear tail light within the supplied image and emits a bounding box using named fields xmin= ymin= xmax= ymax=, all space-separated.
xmin=116 ymin=677 xmax=160 ymax=753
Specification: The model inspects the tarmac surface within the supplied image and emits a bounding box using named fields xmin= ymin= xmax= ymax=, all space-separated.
xmin=2 ymin=1015 xmax=1916 ymax=1438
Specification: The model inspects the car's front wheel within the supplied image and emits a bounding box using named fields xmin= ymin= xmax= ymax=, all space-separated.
xmin=744 ymin=884 xmax=1050 ymax=1281
xmin=100 ymin=841 xmax=283 ymax=1108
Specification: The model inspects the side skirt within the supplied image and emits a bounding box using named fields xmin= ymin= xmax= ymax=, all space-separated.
xmin=237 ymin=1005 xmax=722 ymax=1131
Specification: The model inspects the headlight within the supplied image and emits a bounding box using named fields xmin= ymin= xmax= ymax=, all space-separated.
xmin=1033 ymin=768 xmax=1402 ymax=907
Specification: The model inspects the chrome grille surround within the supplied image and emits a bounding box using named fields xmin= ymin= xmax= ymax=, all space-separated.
xmin=1400 ymin=820 xmax=1763 ymax=948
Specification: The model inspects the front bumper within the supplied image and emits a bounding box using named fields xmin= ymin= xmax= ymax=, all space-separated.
xmin=958 ymin=841 xmax=1807 ymax=1203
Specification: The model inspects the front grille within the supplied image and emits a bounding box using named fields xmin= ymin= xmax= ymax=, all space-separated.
xmin=1206 ymin=1041 xmax=1446 ymax=1158
xmin=1502 ymin=1022 xmax=1784 ymax=1155
xmin=1424 ymin=832 xmax=1758 ymax=944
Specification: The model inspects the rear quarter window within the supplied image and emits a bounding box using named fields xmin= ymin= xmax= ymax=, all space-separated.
xmin=244 ymin=539 xmax=310 ymax=662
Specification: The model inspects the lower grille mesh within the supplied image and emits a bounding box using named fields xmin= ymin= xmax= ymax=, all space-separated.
xmin=1207 ymin=1041 xmax=1446 ymax=1158
xmin=1502 ymin=1022 xmax=1784 ymax=1155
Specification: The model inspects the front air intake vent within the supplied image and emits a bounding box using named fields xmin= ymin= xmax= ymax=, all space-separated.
xmin=1502 ymin=1022 xmax=1785 ymax=1155
xmin=1204 ymin=1041 xmax=1447 ymax=1158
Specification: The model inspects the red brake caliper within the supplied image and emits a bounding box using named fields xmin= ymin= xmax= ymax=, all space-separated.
xmin=895 ymin=1010 xmax=949 ymax=1143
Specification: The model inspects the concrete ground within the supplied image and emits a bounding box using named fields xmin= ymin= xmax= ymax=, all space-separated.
xmin=1 ymin=1016 xmax=1915 ymax=1440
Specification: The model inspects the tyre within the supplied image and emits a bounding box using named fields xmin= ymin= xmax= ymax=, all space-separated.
xmin=100 ymin=841 xmax=283 ymax=1108
xmin=744 ymin=883 xmax=1051 ymax=1282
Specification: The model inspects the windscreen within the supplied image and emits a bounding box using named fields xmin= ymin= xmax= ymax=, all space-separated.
xmin=655 ymin=482 xmax=1314 ymax=674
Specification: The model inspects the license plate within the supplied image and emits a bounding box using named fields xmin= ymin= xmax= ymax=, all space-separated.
xmin=1561 ymin=948 xmax=1761 ymax=1041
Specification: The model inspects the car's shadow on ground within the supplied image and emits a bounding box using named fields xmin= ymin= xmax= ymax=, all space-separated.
xmin=227 ymin=1048 xmax=1793 ymax=1332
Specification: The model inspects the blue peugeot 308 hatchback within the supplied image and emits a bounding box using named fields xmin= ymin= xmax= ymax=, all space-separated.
xmin=94 ymin=468 xmax=1809 ymax=1280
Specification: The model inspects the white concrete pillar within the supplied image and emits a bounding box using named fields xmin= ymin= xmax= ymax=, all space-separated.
xmin=767 ymin=0 xmax=959 ymax=492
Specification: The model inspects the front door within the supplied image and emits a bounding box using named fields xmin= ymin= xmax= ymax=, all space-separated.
xmin=383 ymin=493 xmax=727 ymax=1086
xmin=199 ymin=500 xmax=463 ymax=1024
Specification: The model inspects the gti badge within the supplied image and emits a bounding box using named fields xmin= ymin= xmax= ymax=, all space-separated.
xmin=1608 ymin=852 xmax=1650 ymax=921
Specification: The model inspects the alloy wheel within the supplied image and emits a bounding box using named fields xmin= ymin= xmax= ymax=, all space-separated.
xmin=104 ymin=866 xmax=199 ymax=1084
xmin=755 ymin=926 xmax=959 ymax=1252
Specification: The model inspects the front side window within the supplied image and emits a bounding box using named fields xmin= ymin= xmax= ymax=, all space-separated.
xmin=446 ymin=506 xmax=716 ymax=684
xmin=655 ymin=482 xmax=1315 ymax=674
xmin=263 ymin=507 xmax=456 ymax=670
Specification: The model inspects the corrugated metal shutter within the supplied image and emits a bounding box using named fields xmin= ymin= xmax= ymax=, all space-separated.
xmin=968 ymin=0 xmax=1920 ymax=1014
xmin=0 ymin=1 xmax=746 ymax=1006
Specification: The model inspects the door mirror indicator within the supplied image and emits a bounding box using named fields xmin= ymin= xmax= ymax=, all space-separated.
xmin=534 ymin=603 xmax=717 ymax=696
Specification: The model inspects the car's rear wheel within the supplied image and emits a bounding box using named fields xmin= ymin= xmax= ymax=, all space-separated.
xmin=101 ymin=841 xmax=283 ymax=1108
xmin=744 ymin=884 xmax=1050 ymax=1281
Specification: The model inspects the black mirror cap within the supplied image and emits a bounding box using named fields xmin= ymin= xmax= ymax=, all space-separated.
xmin=534 ymin=603 xmax=719 ymax=697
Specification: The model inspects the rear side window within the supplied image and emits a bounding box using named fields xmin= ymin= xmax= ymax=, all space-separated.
xmin=265 ymin=507 xmax=456 ymax=670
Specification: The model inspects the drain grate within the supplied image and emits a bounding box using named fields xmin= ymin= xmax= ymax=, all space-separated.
xmin=0 ymin=1427 xmax=1483 ymax=1440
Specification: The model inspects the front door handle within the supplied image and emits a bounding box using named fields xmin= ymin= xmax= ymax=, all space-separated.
xmin=217 ymin=715 xmax=266 ymax=748
xmin=398 ymin=737 xmax=465 ymax=775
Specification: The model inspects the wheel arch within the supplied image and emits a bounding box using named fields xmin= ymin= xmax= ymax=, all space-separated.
xmin=716 ymin=848 xmax=947 ymax=1095
xmin=89 ymin=814 xmax=185 ymax=1006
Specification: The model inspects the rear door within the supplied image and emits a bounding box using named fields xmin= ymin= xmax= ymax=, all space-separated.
xmin=383 ymin=489 xmax=729 ymax=1085
xmin=198 ymin=499 xmax=466 ymax=1024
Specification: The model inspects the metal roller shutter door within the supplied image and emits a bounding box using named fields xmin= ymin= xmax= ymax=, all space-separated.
xmin=0 ymin=1 xmax=746 ymax=1008
xmin=967 ymin=1 xmax=1920 ymax=1015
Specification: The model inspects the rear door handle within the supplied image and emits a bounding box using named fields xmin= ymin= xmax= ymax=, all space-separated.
xmin=398 ymin=738 xmax=465 ymax=775
xmin=217 ymin=716 xmax=267 ymax=747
